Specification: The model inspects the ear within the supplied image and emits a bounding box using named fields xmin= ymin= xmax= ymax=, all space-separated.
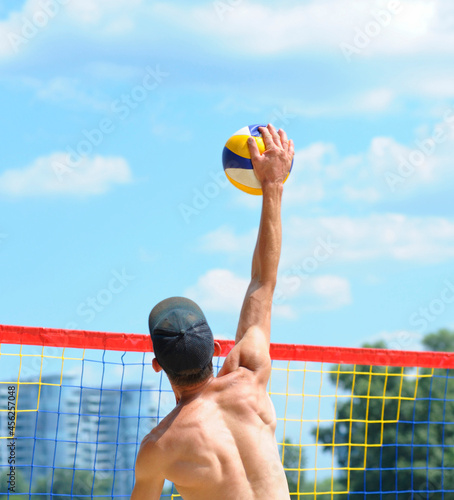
xmin=152 ymin=357 xmax=163 ymax=373
xmin=213 ymin=341 xmax=222 ymax=357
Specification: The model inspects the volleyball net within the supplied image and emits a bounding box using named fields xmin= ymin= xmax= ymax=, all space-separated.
xmin=1 ymin=325 xmax=453 ymax=499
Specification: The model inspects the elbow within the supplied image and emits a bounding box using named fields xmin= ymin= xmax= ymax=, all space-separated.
xmin=250 ymin=262 xmax=278 ymax=289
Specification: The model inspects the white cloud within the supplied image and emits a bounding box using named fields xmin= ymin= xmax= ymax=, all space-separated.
xmin=0 ymin=153 xmax=132 ymax=197
xmin=354 ymin=88 xmax=395 ymax=113
xmin=148 ymin=0 xmax=454 ymax=59
xmin=201 ymin=214 xmax=454 ymax=266
xmin=1 ymin=0 xmax=453 ymax=114
xmin=185 ymin=266 xmax=352 ymax=318
xmin=199 ymin=225 xmax=256 ymax=254
xmin=311 ymin=275 xmax=351 ymax=307
xmin=203 ymin=132 xmax=454 ymax=269
xmin=282 ymin=214 xmax=454 ymax=264
xmin=184 ymin=269 xmax=297 ymax=318
xmin=0 ymin=0 xmax=143 ymax=61
xmin=343 ymin=186 xmax=381 ymax=202
xmin=232 ymin=191 xmax=262 ymax=210
xmin=170 ymin=1 xmax=357 ymax=55
xmin=281 ymin=126 xmax=454 ymax=209
xmin=363 ymin=330 xmax=423 ymax=351
xmin=185 ymin=269 xmax=249 ymax=314
xmin=275 ymin=274 xmax=352 ymax=312
xmin=214 ymin=332 xmax=235 ymax=341
xmin=283 ymin=143 xmax=334 ymax=205
xmin=22 ymin=77 xmax=111 ymax=111
xmin=1 ymin=0 xmax=452 ymax=64
xmin=0 ymin=0 xmax=69 ymax=59
xmin=286 ymin=88 xmax=397 ymax=118
xmin=65 ymin=0 xmax=142 ymax=27
xmin=410 ymin=77 xmax=454 ymax=99
xmin=272 ymin=303 xmax=297 ymax=320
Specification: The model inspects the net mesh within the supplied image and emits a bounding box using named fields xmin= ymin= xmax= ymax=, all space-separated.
xmin=1 ymin=325 xmax=453 ymax=499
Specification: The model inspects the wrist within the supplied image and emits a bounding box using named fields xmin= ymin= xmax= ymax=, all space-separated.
xmin=261 ymin=181 xmax=284 ymax=196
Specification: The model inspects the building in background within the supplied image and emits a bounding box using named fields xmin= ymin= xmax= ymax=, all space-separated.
xmin=0 ymin=376 xmax=156 ymax=493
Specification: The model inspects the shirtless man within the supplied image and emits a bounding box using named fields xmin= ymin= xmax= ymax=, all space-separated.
xmin=132 ymin=124 xmax=294 ymax=500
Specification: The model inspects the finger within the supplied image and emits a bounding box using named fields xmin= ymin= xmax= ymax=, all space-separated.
xmin=247 ymin=137 xmax=261 ymax=163
xmin=267 ymin=124 xmax=282 ymax=147
xmin=259 ymin=126 xmax=275 ymax=150
xmin=278 ymin=129 xmax=290 ymax=153
xmin=278 ymin=128 xmax=288 ymax=145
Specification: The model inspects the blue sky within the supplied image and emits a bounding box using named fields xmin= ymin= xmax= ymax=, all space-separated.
xmin=1 ymin=0 xmax=454 ymax=352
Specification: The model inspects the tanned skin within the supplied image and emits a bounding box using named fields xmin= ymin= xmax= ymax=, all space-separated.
xmin=131 ymin=124 xmax=294 ymax=500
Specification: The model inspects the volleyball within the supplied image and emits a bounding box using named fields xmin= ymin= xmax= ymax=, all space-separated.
xmin=222 ymin=124 xmax=292 ymax=195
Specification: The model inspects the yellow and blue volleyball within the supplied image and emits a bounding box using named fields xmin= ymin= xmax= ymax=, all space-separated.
xmin=222 ymin=124 xmax=292 ymax=195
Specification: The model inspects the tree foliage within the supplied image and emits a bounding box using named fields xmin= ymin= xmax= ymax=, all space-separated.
xmin=315 ymin=329 xmax=454 ymax=499
xmin=280 ymin=438 xmax=307 ymax=499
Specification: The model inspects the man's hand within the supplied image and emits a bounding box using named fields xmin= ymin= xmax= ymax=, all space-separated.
xmin=247 ymin=124 xmax=294 ymax=188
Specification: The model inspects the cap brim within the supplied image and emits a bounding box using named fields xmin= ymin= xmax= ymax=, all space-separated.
xmin=148 ymin=296 xmax=206 ymax=335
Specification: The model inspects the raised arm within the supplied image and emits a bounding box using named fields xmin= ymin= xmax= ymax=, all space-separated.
xmin=219 ymin=124 xmax=294 ymax=381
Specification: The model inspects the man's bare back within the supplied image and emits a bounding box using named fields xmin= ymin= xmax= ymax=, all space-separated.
xmin=141 ymin=365 xmax=289 ymax=500
xmin=132 ymin=124 xmax=295 ymax=500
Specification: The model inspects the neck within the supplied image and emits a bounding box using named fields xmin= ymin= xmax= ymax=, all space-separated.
xmin=172 ymin=375 xmax=214 ymax=405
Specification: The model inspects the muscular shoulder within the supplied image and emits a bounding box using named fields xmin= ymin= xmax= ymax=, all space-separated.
xmin=132 ymin=431 xmax=166 ymax=500
xmin=136 ymin=431 xmax=162 ymax=472
xmin=137 ymin=419 xmax=177 ymax=472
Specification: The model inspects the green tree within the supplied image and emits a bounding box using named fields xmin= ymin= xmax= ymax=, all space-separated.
xmin=315 ymin=330 xmax=454 ymax=499
xmin=279 ymin=438 xmax=307 ymax=498
xmin=423 ymin=328 xmax=454 ymax=352
xmin=302 ymin=476 xmax=344 ymax=499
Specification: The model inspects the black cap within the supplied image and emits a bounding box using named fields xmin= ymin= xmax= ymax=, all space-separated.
xmin=148 ymin=297 xmax=214 ymax=377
